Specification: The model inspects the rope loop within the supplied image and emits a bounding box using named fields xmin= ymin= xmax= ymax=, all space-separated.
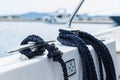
xmin=58 ymin=29 xmax=98 ymax=80
xmin=20 ymin=34 xmax=45 ymax=59
xmin=77 ymin=30 xmax=116 ymax=80
xmin=20 ymin=34 xmax=68 ymax=80
xmin=58 ymin=29 xmax=116 ymax=80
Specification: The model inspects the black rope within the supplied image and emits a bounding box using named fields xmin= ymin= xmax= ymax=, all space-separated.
xmin=20 ymin=35 xmax=45 ymax=59
xmin=57 ymin=29 xmax=116 ymax=80
xmin=46 ymin=43 xmax=68 ymax=80
xmin=72 ymin=30 xmax=104 ymax=80
xmin=57 ymin=29 xmax=98 ymax=80
xmin=77 ymin=31 xmax=116 ymax=80
xmin=20 ymin=34 xmax=68 ymax=80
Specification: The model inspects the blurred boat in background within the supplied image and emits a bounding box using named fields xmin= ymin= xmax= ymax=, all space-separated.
xmin=42 ymin=9 xmax=68 ymax=24
xmin=110 ymin=16 xmax=120 ymax=26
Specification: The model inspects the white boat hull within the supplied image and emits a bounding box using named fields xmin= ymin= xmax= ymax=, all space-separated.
xmin=0 ymin=34 xmax=118 ymax=80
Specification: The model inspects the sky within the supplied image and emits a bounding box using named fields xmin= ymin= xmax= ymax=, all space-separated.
xmin=0 ymin=0 xmax=120 ymax=15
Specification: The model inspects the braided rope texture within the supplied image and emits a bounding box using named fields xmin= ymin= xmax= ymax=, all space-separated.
xmin=58 ymin=29 xmax=98 ymax=80
xmin=20 ymin=35 xmax=45 ymax=59
xmin=57 ymin=29 xmax=116 ymax=80
xmin=20 ymin=35 xmax=68 ymax=80
xmin=78 ymin=31 xmax=116 ymax=80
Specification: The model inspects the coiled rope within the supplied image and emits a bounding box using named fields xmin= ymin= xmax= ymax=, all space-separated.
xmin=77 ymin=30 xmax=116 ymax=80
xmin=57 ymin=29 xmax=116 ymax=80
xmin=20 ymin=35 xmax=68 ymax=80
xmin=57 ymin=29 xmax=98 ymax=80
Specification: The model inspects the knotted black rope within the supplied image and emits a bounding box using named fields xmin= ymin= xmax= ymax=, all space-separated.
xmin=77 ymin=31 xmax=116 ymax=80
xmin=20 ymin=35 xmax=68 ymax=80
xmin=45 ymin=43 xmax=68 ymax=80
xmin=57 ymin=29 xmax=98 ymax=80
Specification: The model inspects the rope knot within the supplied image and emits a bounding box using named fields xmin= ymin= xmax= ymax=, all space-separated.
xmin=48 ymin=50 xmax=63 ymax=61
xmin=20 ymin=34 xmax=68 ymax=80
xmin=47 ymin=43 xmax=63 ymax=62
